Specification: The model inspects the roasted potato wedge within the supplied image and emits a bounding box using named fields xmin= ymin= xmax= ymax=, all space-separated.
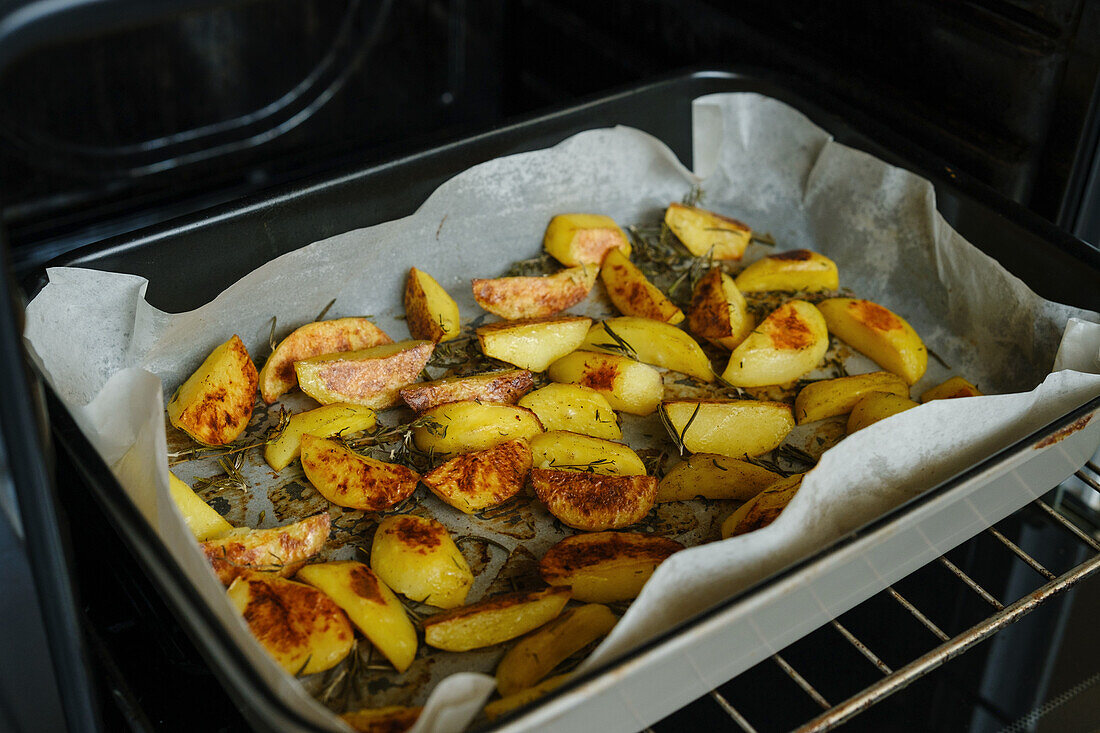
xmin=405 ymin=267 xmax=461 ymax=343
xmin=400 ymin=369 xmax=534 ymax=412
xmin=517 ymin=383 xmax=621 ymax=440
xmin=657 ymin=454 xmax=783 ymax=503
xmin=167 ymin=335 xmax=258 ymax=446
xmin=476 ymin=315 xmax=592 ymax=372
xmin=258 ymin=317 xmax=392 ymax=404
xmin=422 ymin=587 xmax=572 ymax=652
xmin=721 ymin=299 xmax=829 ymax=387
xmin=472 ymin=265 xmax=597 ymax=320
xmin=168 ymin=471 xmax=233 ymax=541
xmin=300 ymin=435 xmax=419 ymax=511
xmin=226 ymin=573 xmax=353 ymax=676
xmin=733 ymin=249 xmax=839 ymax=293
xmin=921 ymin=376 xmax=982 ymax=402
xmin=543 ymin=213 xmax=631 ymax=266
xmin=582 ymin=316 xmax=714 ymax=382
xmin=664 ymin=202 xmax=752 ymax=260
xmin=371 ymin=515 xmax=473 ymax=609
xmin=421 ymin=439 xmax=532 ymax=514
xmin=412 ymin=401 xmax=543 ymax=455
xmin=263 ymin=403 xmax=376 ymax=471
xmin=687 ymin=267 xmax=755 ymax=350
xmin=495 ymin=604 xmax=617 ymax=695
xmin=721 ymin=474 xmax=803 ymax=538
xmin=294 ymin=339 xmax=434 ymax=409
xmin=817 ymin=298 xmax=927 ymax=384
xmin=793 ymin=371 xmax=909 ymax=424
xmin=847 ymin=392 xmax=919 ymax=433
xmin=297 ymin=561 xmax=418 ymax=673
xmin=529 ymin=431 xmax=646 ymax=475
xmin=539 ymin=531 xmax=683 ymax=602
xmin=341 ymin=707 xmax=422 ymax=733
xmin=530 ymin=469 xmax=657 ymax=531
xmin=661 ymin=399 xmax=794 ymax=458
xmin=201 ymin=513 xmax=330 ymax=585
xmin=548 ymin=350 xmax=663 ymax=416
xmin=599 ymin=249 xmax=684 ymax=324
xmin=484 ymin=675 xmax=571 ymax=722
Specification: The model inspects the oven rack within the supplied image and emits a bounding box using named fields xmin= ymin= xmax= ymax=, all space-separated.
xmin=649 ymin=462 xmax=1100 ymax=732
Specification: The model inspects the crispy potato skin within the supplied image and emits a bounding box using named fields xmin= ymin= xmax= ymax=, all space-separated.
xmin=688 ymin=268 xmax=755 ymax=350
xmin=733 ymin=249 xmax=839 ymax=292
xmin=721 ymin=300 xmax=829 ymax=387
xmin=539 ymin=531 xmax=683 ymax=602
xmin=295 ymin=340 xmax=434 ymax=409
xmin=721 ymin=474 xmax=803 ymax=538
xmin=472 ymin=266 xmax=596 ymax=319
xmin=495 ymin=604 xmax=617 ymax=695
xmin=664 ymin=203 xmax=751 ymax=260
xmin=817 ymin=298 xmax=927 ymax=385
xmin=476 ymin=316 xmax=592 ymax=372
xmin=300 ymin=435 xmax=419 ymax=511
xmin=201 ymin=513 xmax=330 ymax=585
xmin=599 ymin=249 xmax=684 ymax=324
xmin=258 ymin=318 xmax=392 ymax=404
xmin=543 ymin=214 xmax=631 ymax=266
xmin=847 ymin=392 xmax=919 ymax=433
xmin=168 ymin=335 xmax=258 ymax=446
xmin=518 ymin=383 xmax=621 ymax=439
xmin=421 ymin=587 xmax=572 ymax=651
xmin=400 ymin=370 xmax=534 ymax=412
xmin=422 ymin=439 xmax=532 ymax=513
xmin=921 ymin=376 xmax=982 ymax=402
xmin=793 ymin=371 xmax=909 ymax=424
xmin=530 ymin=469 xmax=657 ymax=531
xmin=661 ymin=399 xmax=795 ymax=458
xmin=657 ymin=454 xmax=782 ymax=503
xmin=371 ymin=515 xmax=473 ymax=609
xmin=405 ymin=267 xmax=461 ymax=343
xmin=341 ymin=707 xmax=423 ymax=733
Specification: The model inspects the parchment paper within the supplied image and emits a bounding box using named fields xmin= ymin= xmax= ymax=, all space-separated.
xmin=23 ymin=93 xmax=1100 ymax=733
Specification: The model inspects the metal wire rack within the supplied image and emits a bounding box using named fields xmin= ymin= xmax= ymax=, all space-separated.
xmin=648 ymin=461 xmax=1100 ymax=732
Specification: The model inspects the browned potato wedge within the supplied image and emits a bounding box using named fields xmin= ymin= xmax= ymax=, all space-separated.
xmin=495 ymin=604 xmax=617 ymax=695
xmin=472 ymin=265 xmax=597 ymax=320
xmin=168 ymin=472 xmax=233 ymax=541
xmin=399 ymin=369 xmax=534 ymax=412
xmin=518 ymin=383 xmax=621 ymax=440
xmin=817 ymin=298 xmax=927 ymax=384
xmin=263 ymin=403 xmax=376 ymax=472
xmin=599 ymin=249 xmax=684 ymax=324
xmin=721 ymin=300 xmax=829 ymax=387
xmin=405 ymin=267 xmax=460 ymax=343
xmin=167 ymin=335 xmax=258 ymax=446
xmin=300 ymin=435 xmax=419 ymax=511
xmin=793 ymin=371 xmax=909 ymax=425
xmin=484 ymin=675 xmax=571 ymax=722
xmin=657 ymin=454 xmax=783 ymax=503
xmin=341 ymin=707 xmax=422 ymax=733
xmin=421 ymin=439 xmax=532 ymax=514
xmin=258 ymin=318 xmax=392 ymax=404
xmin=477 ymin=316 xmax=592 ymax=372
xmin=547 ymin=351 xmax=663 ymax=416
xmin=720 ymin=474 xmax=803 ymax=538
xmin=847 ymin=392 xmax=920 ymax=433
xmin=422 ymin=587 xmax=572 ymax=652
xmin=582 ymin=317 xmax=714 ymax=382
xmin=539 ymin=531 xmax=683 ymax=602
xmin=688 ymin=267 xmax=755 ymax=350
xmin=543 ymin=213 xmax=631 ymax=266
xmin=371 ymin=515 xmax=473 ymax=609
xmin=664 ymin=202 xmax=752 ymax=260
xmin=530 ymin=469 xmax=657 ymax=531
xmin=529 ymin=431 xmax=646 ymax=475
xmin=733 ymin=249 xmax=839 ymax=293
xmin=921 ymin=376 xmax=982 ymax=402
xmin=661 ymin=400 xmax=794 ymax=458
xmin=226 ymin=573 xmax=353 ymax=676
xmin=201 ymin=513 xmax=330 ymax=585
xmin=294 ymin=339 xmax=434 ymax=409
xmin=412 ymin=401 xmax=544 ymax=455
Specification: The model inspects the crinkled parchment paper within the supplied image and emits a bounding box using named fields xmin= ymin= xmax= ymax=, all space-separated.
xmin=24 ymin=93 xmax=1100 ymax=732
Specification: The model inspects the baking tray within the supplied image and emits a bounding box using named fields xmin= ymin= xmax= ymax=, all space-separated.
xmin=22 ymin=69 xmax=1100 ymax=732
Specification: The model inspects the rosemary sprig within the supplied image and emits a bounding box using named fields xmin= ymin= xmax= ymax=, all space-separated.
xmin=192 ymin=453 xmax=249 ymax=493
xmin=590 ymin=322 xmax=638 ymax=360
xmin=504 ymin=251 xmax=557 ymax=277
xmin=658 ymin=403 xmax=699 ymax=457
xmin=547 ymin=458 xmax=615 ymax=473
xmin=927 ymin=345 xmax=951 ymax=369
xmin=315 ymin=298 xmax=337 ymax=322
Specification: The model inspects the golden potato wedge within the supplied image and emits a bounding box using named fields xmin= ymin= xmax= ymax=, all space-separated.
xmin=495 ymin=604 xmax=617 ymax=695
xmin=168 ymin=471 xmax=233 ymax=541
xmin=294 ymin=340 xmax=434 ymax=409
xmin=258 ymin=317 xmax=392 ymax=404
xmin=543 ymin=213 xmax=631 ymax=266
xmin=721 ymin=300 xmax=829 ymax=387
xmin=263 ymin=403 xmax=377 ymax=472
xmin=657 ymin=454 xmax=783 ymax=503
xmin=793 ymin=371 xmax=909 ymax=425
xmin=661 ymin=400 xmax=794 ymax=458
xmin=201 ymin=513 xmax=330 ymax=585
xmin=371 ymin=515 xmax=473 ymax=609
xmin=581 ymin=316 xmax=714 ymax=382
xmin=400 ymin=369 xmax=534 ymax=412
xmin=539 ymin=531 xmax=683 ymax=602
xmin=599 ymin=249 xmax=684 ymax=324
xmin=921 ymin=376 xmax=982 ymax=403
xmin=547 ymin=351 xmax=663 ymax=416
xmin=518 ymin=383 xmax=621 ymax=440
xmin=412 ymin=401 xmax=544 ymax=455
xmin=733 ymin=249 xmax=839 ymax=293
xmin=472 ymin=265 xmax=597 ymax=320
xmin=530 ymin=469 xmax=657 ymax=531
xmin=720 ymin=474 xmax=803 ymax=538
xmin=817 ymin=298 xmax=927 ymax=384
xmin=227 ymin=573 xmax=353 ymax=676
xmin=300 ymin=435 xmax=419 ymax=511
xmin=484 ymin=674 xmax=571 ymax=722
xmin=405 ymin=267 xmax=461 ymax=343
xmin=687 ymin=267 xmax=755 ymax=350
xmin=342 ymin=707 xmax=422 ymax=733
xmin=529 ymin=431 xmax=646 ymax=475
xmin=422 ymin=587 xmax=572 ymax=652
xmin=477 ymin=316 xmax=592 ymax=372
xmin=664 ymin=202 xmax=752 ymax=260
xmin=167 ymin=335 xmax=258 ymax=446
xmin=421 ymin=439 xmax=532 ymax=514
xmin=847 ymin=392 xmax=920 ymax=433
xmin=296 ymin=561 xmax=418 ymax=673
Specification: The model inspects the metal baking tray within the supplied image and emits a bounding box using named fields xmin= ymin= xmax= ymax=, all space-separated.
xmin=22 ymin=69 xmax=1100 ymax=732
